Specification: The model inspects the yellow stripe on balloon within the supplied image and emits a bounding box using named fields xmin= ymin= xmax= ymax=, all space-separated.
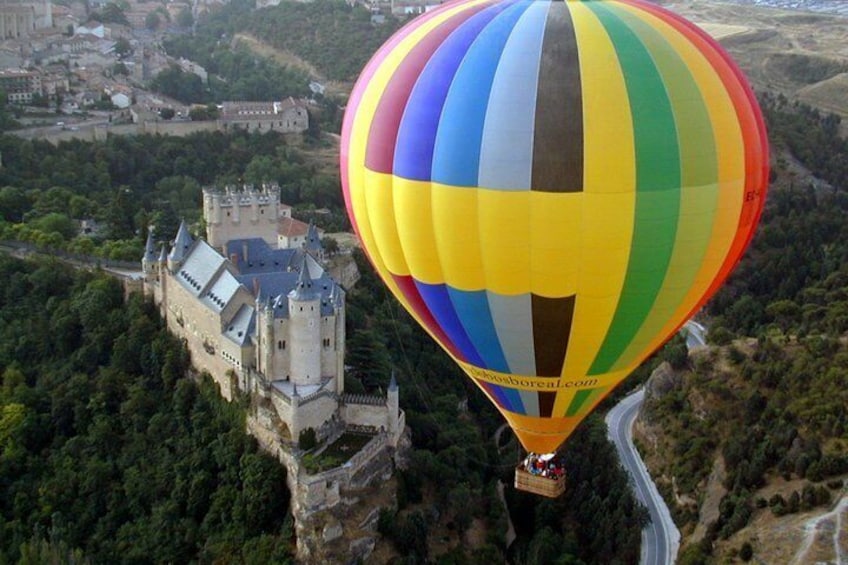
xmin=614 ymin=1 xmax=746 ymax=360
xmin=530 ymin=191 xmax=580 ymax=297
xmin=557 ymin=0 xmax=635 ymax=416
xmin=432 ymin=183 xmax=484 ymax=288
xmin=477 ymin=189 xmax=531 ymax=295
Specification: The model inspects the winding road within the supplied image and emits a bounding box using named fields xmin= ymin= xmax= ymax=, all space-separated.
xmin=607 ymin=389 xmax=680 ymax=565
xmin=605 ymin=320 xmax=704 ymax=564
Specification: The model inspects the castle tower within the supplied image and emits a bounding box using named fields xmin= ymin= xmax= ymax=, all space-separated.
xmin=257 ymin=294 xmax=275 ymax=378
xmin=168 ymin=220 xmax=193 ymax=272
xmin=204 ymin=184 xmax=281 ymax=252
xmin=288 ymin=256 xmax=321 ymax=386
xmin=329 ymin=284 xmax=345 ymax=395
xmin=142 ymin=229 xmax=157 ymax=275
xmin=387 ymin=372 xmax=399 ymax=444
xmin=304 ymin=222 xmax=324 ymax=263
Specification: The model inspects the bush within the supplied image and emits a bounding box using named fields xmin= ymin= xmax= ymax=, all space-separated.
xmin=298 ymin=427 xmax=317 ymax=450
xmin=739 ymin=541 xmax=754 ymax=562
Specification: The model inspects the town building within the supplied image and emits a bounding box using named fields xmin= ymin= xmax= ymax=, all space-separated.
xmin=219 ymin=98 xmax=309 ymax=134
xmin=0 ymin=68 xmax=41 ymax=103
xmin=0 ymin=0 xmax=52 ymax=39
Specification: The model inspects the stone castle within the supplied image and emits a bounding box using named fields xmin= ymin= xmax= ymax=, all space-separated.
xmin=142 ymin=185 xmax=406 ymax=557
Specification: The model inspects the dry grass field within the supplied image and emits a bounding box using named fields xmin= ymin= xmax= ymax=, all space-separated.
xmin=662 ymin=1 xmax=848 ymax=121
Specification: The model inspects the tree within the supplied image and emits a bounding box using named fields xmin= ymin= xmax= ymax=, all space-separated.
xmin=94 ymin=3 xmax=129 ymax=25
xmin=145 ymin=11 xmax=161 ymax=30
xmin=739 ymin=541 xmax=754 ymax=562
xmin=0 ymin=186 xmax=29 ymax=222
xmin=32 ymin=212 xmax=76 ymax=240
xmin=176 ymin=7 xmax=193 ymax=28
xmin=114 ymin=37 xmax=132 ymax=58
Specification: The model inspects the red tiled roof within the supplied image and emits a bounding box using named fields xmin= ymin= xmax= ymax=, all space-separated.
xmin=278 ymin=216 xmax=309 ymax=238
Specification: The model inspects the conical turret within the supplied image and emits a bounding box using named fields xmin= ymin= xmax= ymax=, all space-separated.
xmin=142 ymin=229 xmax=157 ymax=273
xmin=167 ymin=220 xmax=194 ymax=271
xmin=289 ymin=255 xmax=317 ymax=302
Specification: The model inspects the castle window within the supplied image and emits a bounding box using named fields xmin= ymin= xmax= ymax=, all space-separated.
xmin=282 ymin=340 xmax=286 ymax=350
xmin=227 ymin=211 xmax=230 ymax=217
xmin=277 ymin=340 xmax=282 ymax=350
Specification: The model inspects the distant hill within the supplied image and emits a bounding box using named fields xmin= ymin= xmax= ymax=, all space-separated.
xmin=660 ymin=0 xmax=848 ymax=127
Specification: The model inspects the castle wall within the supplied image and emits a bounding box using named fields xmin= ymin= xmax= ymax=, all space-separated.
xmin=271 ymin=390 xmax=338 ymax=439
xmin=341 ymin=401 xmax=394 ymax=433
xmin=163 ymin=274 xmax=244 ymax=400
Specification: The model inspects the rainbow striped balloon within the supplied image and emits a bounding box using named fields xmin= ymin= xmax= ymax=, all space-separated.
xmin=341 ymin=0 xmax=768 ymax=454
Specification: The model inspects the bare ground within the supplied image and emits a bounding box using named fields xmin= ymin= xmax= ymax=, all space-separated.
xmin=231 ymin=33 xmax=353 ymax=97
xmin=662 ymin=1 xmax=848 ymax=119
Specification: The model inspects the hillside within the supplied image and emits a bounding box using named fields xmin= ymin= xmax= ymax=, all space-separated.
xmin=659 ymin=0 xmax=848 ymax=127
xmin=632 ymin=77 xmax=848 ymax=565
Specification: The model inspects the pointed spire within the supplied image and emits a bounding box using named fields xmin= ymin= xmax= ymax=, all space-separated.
xmin=292 ymin=383 xmax=299 ymax=398
xmin=305 ymin=222 xmax=321 ymax=251
xmin=143 ymin=228 xmax=157 ymax=262
xmin=289 ymin=255 xmax=316 ymax=301
xmin=388 ymin=370 xmax=398 ymax=392
xmin=158 ymin=245 xmax=167 ymax=263
xmin=168 ymin=220 xmax=194 ymax=264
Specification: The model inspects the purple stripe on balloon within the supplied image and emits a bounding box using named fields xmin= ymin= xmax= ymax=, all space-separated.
xmin=415 ymin=281 xmax=486 ymax=367
xmin=364 ymin=4 xmax=491 ymax=174
xmin=393 ymin=0 xmax=517 ymax=180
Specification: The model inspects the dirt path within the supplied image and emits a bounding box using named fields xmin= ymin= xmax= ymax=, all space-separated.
xmin=231 ymin=33 xmax=351 ymax=97
xmin=791 ymin=494 xmax=848 ymax=565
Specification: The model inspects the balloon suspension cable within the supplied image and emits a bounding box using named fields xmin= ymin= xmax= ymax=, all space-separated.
xmin=380 ymin=285 xmax=434 ymax=413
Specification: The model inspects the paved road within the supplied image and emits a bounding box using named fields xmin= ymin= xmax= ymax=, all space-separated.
xmin=683 ymin=320 xmax=707 ymax=349
xmin=607 ymin=389 xmax=680 ymax=565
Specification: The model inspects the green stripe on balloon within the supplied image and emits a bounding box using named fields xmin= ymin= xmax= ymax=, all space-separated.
xmin=604 ymin=3 xmax=720 ymax=371
xmin=587 ymin=1 xmax=681 ymax=376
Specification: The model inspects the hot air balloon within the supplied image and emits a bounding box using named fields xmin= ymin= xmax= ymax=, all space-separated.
xmin=340 ymin=0 xmax=768 ymax=496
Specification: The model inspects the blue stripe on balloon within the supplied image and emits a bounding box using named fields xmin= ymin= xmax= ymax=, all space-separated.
xmin=432 ymin=0 xmax=533 ymax=187
xmin=478 ymin=0 xmax=548 ymax=190
xmin=482 ymin=381 xmax=512 ymax=412
xmin=447 ymin=287 xmax=510 ymax=372
xmin=394 ymin=0 xmax=514 ymax=181
xmin=500 ymin=385 xmax=526 ymax=414
xmin=415 ymin=281 xmax=485 ymax=367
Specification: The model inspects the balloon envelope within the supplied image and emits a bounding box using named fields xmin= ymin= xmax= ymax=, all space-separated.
xmin=340 ymin=0 xmax=768 ymax=454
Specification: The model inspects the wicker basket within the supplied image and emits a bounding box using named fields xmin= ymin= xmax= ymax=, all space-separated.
xmin=514 ymin=466 xmax=566 ymax=498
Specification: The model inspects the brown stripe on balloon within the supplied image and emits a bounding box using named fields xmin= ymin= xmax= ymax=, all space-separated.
xmin=531 ymin=294 xmax=575 ymax=377
xmin=538 ymin=391 xmax=557 ymax=418
xmin=531 ymin=1 xmax=583 ymax=192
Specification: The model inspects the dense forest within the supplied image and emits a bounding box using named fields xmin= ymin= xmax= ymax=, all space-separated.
xmin=0 ymin=130 xmax=346 ymax=260
xmin=0 ymin=255 xmax=294 ymax=563
xmin=164 ymin=0 xmax=402 ymax=85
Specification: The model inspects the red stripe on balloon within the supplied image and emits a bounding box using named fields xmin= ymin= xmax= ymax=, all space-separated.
xmin=392 ymin=274 xmax=466 ymax=362
xmin=341 ymin=1 xmax=477 ymax=236
xmin=364 ymin=5 xmax=488 ymax=174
